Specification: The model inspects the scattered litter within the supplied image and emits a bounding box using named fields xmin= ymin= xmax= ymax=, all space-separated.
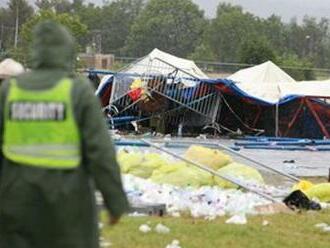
xmin=262 ymin=220 xmax=269 ymax=226
xmin=320 ymin=202 xmax=330 ymax=209
xmin=171 ymin=212 xmax=181 ymax=218
xmin=139 ymin=224 xmax=152 ymax=233
xmin=254 ymin=203 xmax=291 ymax=215
xmin=225 ymin=214 xmax=247 ymax=225
xmin=283 ymin=160 xmax=295 ymax=164
xmin=123 ymin=174 xmax=281 ymax=218
xmin=196 ymin=134 xmax=207 ymax=140
xmin=204 ymin=215 xmax=216 ymax=221
xmin=155 ymin=223 xmax=170 ymax=234
xmin=128 ymin=212 xmax=147 ymax=217
xmin=165 ymin=239 xmax=181 ymax=248
xmin=100 ymin=241 xmax=112 ymax=247
xmin=315 ymin=223 xmax=328 ymax=228
xmin=314 ymin=222 xmax=330 ymax=232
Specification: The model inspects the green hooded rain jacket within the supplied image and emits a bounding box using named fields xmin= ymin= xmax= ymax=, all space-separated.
xmin=0 ymin=21 xmax=129 ymax=248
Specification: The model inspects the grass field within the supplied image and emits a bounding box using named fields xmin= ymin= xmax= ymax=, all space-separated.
xmin=101 ymin=209 xmax=330 ymax=248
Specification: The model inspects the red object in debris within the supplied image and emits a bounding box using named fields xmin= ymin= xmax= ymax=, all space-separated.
xmin=128 ymin=88 xmax=143 ymax=101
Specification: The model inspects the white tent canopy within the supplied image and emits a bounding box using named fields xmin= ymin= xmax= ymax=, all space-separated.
xmin=228 ymin=61 xmax=330 ymax=102
xmin=0 ymin=58 xmax=24 ymax=79
xmin=122 ymin=48 xmax=208 ymax=86
xmin=227 ymin=61 xmax=296 ymax=103
xmin=280 ymin=80 xmax=330 ymax=98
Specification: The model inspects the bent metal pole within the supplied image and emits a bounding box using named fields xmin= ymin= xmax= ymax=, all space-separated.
xmin=141 ymin=139 xmax=278 ymax=203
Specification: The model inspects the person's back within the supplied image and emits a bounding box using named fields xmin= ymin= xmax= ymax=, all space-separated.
xmin=0 ymin=21 xmax=128 ymax=248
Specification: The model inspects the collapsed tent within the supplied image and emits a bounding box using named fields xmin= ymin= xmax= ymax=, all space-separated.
xmin=122 ymin=48 xmax=208 ymax=83
xmin=97 ymin=48 xmax=218 ymax=131
xmin=93 ymin=56 xmax=330 ymax=138
xmin=201 ymin=61 xmax=330 ymax=138
xmin=96 ymin=75 xmax=113 ymax=107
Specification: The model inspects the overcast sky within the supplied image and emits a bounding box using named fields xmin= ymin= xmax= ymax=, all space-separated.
xmin=193 ymin=0 xmax=330 ymax=22
xmin=2 ymin=0 xmax=330 ymax=22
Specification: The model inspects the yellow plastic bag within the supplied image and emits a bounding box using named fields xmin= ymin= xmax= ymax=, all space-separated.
xmin=292 ymin=180 xmax=314 ymax=193
xmin=129 ymin=153 xmax=168 ymax=179
xmin=127 ymin=166 xmax=154 ymax=179
xmin=150 ymin=161 xmax=186 ymax=183
xmin=305 ymin=183 xmax=330 ymax=202
xmin=214 ymin=162 xmax=264 ymax=189
xmin=117 ymin=150 xmax=144 ymax=173
xmin=184 ymin=145 xmax=232 ymax=170
xmin=150 ymin=162 xmax=213 ymax=187
xmin=118 ymin=151 xmax=167 ymax=179
xmin=142 ymin=153 xmax=168 ymax=169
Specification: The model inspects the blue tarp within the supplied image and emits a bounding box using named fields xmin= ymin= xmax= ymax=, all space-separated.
xmin=95 ymin=75 xmax=113 ymax=97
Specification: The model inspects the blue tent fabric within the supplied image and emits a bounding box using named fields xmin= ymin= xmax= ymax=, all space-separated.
xmin=95 ymin=75 xmax=113 ymax=97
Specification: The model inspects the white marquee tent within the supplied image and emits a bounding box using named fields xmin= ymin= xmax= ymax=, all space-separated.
xmin=280 ymin=80 xmax=330 ymax=98
xmin=228 ymin=61 xmax=330 ymax=103
xmin=122 ymin=48 xmax=208 ymax=84
xmin=227 ymin=61 xmax=296 ymax=103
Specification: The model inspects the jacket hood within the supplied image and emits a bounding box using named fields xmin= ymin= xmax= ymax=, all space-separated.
xmin=29 ymin=21 xmax=75 ymax=71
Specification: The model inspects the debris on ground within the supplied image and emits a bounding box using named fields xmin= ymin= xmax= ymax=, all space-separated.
xmin=117 ymin=145 xmax=329 ymax=219
xmin=100 ymin=241 xmax=112 ymax=247
xmin=165 ymin=239 xmax=181 ymax=248
xmin=139 ymin=224 xmax=152 ymax=233
xmin=99 ymin=237 xmax=112 ymax=247
xmin=124 ymin=175 xmax=273 ymax=218
xmin=315 ymin=223 xmax=328 ymax=228
xmin=254 ymin=203 xmax=292 ymax=215
xmin=123 ymin=174 xmax=290 ymax=218
xmin=154 ymin=223 xmax=170 ymax=234
xmin=225 ymin=214 xmax=247 ymax=225
xmin=262 ymin=220 xmax=270 ymax=226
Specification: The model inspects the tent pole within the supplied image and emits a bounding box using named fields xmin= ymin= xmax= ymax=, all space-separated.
xmin=305 ymin=98 xmax=330 ymax=138
xmin=275 ymin=103 xmax=279 ymax=137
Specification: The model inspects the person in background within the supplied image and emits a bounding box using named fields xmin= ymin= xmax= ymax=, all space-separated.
xmin=0 ymin=21 xmax=128 ymax=248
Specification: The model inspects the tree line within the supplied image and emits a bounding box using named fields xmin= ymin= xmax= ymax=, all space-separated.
xmin=1 ymin=0 xmax=330 ymax=80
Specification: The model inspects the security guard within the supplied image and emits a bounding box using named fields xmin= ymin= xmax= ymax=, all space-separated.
xmin=0 ymin=21 xmax=128 ymax=248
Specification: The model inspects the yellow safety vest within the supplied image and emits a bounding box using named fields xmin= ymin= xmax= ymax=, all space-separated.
xmin=3 ymin=78 xmax=81 ymax=169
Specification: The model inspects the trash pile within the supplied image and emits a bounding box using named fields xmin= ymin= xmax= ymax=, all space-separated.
xmin=118 ymin=145 xmax=265 ymax=189
xmin=123 ymin=174 xmax=283 ymax=218
xmin=118 ymin=144 xmax=330 ymax=218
